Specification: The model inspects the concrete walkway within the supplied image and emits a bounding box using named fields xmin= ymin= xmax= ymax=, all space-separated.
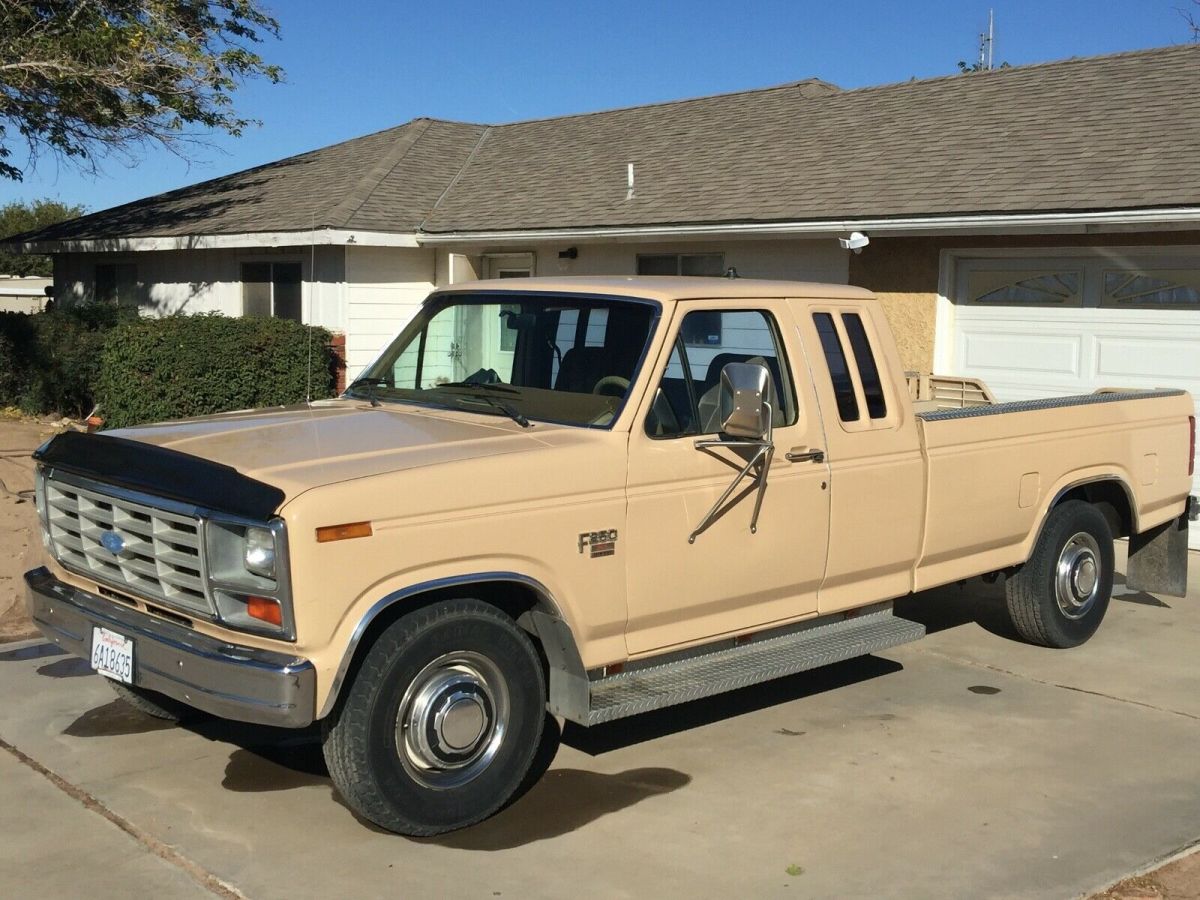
xmin=0 ymin=551 xmax=1196 ymax=899
xmin=0 ymin=742 xmax=213 ymax=897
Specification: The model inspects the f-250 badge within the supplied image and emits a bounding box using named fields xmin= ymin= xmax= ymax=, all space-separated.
xmin=578 ymin=529 xmax=618 ymax=558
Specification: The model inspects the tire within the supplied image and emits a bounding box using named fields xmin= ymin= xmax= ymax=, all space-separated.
xmin=321 ymin=599 xmax=547 ymax=836
xmin=1005 ymin=500 xmax=1114 ymax=648
xmin=108 ymin=681 xmax=195 ymax=722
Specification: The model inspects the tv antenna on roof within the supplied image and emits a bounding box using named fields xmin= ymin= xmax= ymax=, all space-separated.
xmin=978 ymin=9 xmax=995 ymax=71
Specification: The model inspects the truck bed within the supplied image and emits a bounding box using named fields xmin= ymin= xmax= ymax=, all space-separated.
xmin=913 ymin=388 xmax=1194 ymax=591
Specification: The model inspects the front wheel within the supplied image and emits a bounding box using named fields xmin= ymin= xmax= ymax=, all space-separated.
xmin=321 ymin=599 xmax=547 ymax=835
xmin=1004 ymin=500 xmax=1114 ymax=648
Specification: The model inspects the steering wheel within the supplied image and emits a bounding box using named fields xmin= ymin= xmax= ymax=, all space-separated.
xmin=592 ymin=375 xmax=630 ymax=398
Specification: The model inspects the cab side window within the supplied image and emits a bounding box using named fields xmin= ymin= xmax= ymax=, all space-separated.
xmin=812 ymin=311 xmax=891 ymax=426
xmin=646 ymin=310 xmax=797 ymax=438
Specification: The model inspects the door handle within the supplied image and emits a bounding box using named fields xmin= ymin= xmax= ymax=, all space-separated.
xmin=786 ymin=448 xmax=825 ymax=463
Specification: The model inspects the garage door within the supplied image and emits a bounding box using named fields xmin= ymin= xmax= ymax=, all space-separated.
xmin=945 ymin=251 xmax=1200 ymax=549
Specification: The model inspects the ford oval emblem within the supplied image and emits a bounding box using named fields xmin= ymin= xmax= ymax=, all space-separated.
xmin=100 ymin=530 xmax=126 ymax=555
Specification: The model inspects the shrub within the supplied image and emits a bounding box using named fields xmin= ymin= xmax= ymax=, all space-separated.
xmin=0 ymin=305 xmax=126 ymax=417
xmin=97 ymin=313 xmax=338 ymax=428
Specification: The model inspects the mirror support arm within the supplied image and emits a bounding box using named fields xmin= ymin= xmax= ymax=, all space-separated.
xmin=688 ymin=406 xmax=774 ymax=544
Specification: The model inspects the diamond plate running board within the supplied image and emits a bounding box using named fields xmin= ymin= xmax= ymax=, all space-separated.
xmin=587 ymin=609 xmax=925 ymax=725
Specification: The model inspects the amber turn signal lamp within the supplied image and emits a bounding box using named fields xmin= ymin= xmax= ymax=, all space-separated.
xmin=247 ymin=595 xmax=283 ymax=627
xmin=316 ymin=521 xmax=373 ymax=543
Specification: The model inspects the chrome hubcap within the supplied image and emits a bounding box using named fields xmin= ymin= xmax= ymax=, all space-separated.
xmin=1055 ymin=532 xmax=1102 ymax=620
xmin=396 ymin=652 xmax=508 ymax=789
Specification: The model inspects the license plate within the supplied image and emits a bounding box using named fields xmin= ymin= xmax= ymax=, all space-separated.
xmin=90 ymin=627 xmax=134 ymax=684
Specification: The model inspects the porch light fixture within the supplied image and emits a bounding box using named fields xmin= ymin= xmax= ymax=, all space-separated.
xmin=839 ymin=231 xmax=870 ymax=253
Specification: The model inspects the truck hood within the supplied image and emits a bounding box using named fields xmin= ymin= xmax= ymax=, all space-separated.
xmin=112 ymin=400 xmax=555 ymax=502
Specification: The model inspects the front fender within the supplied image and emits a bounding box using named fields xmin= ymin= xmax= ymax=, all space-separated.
xmin=315 ymin=564 xmax=601 ymax=723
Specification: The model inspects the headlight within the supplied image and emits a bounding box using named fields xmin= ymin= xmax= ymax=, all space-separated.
xmin=204 ymin=518 xmax=293 ymax=639
xmin=244 ymin=526 xmax=276 ymax=579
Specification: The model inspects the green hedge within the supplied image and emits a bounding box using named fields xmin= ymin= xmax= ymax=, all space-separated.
xmin=97 ymin=314 xmax=338 ymax=429
xmin=0 ymin=306 xmax=126 ymax=418
xmin=0 ymin=309 xmax=340 ymax=426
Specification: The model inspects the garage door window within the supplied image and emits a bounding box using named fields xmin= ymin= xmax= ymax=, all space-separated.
xmin=969 ymin=270 xmax=1082 ymax=306
xmin=1102 ymin=270 xmax=1200 ymax=308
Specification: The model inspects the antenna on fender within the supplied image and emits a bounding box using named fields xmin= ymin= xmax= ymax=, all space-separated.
xmin=306 ymin=213 xmax=315 ymax=405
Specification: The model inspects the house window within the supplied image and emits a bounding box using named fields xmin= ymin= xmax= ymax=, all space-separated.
xmin=242 ymin=261 xmax=302 ymax=321
xmin=95 ymin=263 xmax=138 ymax=306
xmin=1102 ymin=270 xmax=1200 ymax=308
xmin=636 ymin=253 xmax=725 ymax=277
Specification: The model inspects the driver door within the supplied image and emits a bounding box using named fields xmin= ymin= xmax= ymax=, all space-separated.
xmin=624 ymin=300 xmax=830 ymax=654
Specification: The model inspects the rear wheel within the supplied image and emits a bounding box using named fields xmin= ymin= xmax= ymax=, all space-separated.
xmin=321 ymin=598 xmax=546 ymax=835
xmin=1005 ymin=500 xmax=1114 ymax=648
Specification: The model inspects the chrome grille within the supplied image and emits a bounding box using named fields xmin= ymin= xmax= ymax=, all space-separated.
xmin=44 ymin=476 xmax=214 ymax=617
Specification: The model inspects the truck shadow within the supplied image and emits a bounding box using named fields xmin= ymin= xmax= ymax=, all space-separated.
xmin=418 ymin=765 xmax=691 ymax=851
xmin=64 ymin=699 xmax=178 ymax=736
xmin=208 ymin=714 xmax=688 ymax=848
xmin=895 ymin=579 xmax=1016 ymax=638
xmin=895 ymin=567 xmax=1166 ymax=638
xmin=562 ymin=654 xmax=903 ymax=756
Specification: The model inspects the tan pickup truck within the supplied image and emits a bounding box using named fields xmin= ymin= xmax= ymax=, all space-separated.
xmin=25 ymin=277 xmax=1197 ymax=835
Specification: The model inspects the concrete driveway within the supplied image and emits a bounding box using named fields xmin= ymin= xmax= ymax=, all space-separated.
xmin=1 ymin=550 xmax=1197 ymax=900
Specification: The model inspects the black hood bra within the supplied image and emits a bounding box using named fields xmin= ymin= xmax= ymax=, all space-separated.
xmin=34 ymin=431 xmax=286 ymax=521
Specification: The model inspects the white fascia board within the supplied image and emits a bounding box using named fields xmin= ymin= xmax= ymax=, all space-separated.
xmin=13 ymin=229 xmax=420 ymax=254
xmin=415 ymin=207 xmax=1200 ymax=244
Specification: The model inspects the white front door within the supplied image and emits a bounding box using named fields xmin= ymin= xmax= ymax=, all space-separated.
xmin=943 ymin=250 xmax=1200 ymax=548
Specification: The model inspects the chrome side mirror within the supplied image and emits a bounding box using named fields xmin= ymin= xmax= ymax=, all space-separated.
xmin=718 ymin=362 xmax=774 ymax=440
xmin=689 ymin=362 xmax=777 ymax=543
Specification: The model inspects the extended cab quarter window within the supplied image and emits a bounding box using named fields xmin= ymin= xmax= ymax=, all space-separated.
xmin=813 ymin=312 xmax=860 ymax=421
xmin=813 ymin=311 xmax=891 ymax=425
xmin=647 ymin=309 xmax=797 ymax=438
xmin=841 ymin=313 xmax=887 ymax=419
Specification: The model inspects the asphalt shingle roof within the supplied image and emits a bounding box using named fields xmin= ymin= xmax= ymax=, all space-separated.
xmin=14 ymin=44 xmax=1200 ymax=243
xmin=16 ymin=119 xmax=485 ymax=241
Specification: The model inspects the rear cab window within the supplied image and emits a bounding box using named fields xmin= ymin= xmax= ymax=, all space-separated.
xmin=810 ymin=309 xmax=896 ymax=431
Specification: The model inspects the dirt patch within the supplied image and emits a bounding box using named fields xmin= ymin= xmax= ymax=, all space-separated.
xmin=0 ymin=415 xmax=66 ymax=642
xmin=1095 ymin=847 xmax=1200 ymax=899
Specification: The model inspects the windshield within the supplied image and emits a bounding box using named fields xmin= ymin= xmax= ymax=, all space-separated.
xmin=348 ymin=292 xmax=659 ymax=427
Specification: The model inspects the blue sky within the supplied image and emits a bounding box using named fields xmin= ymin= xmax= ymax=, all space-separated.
xmin=3 ymin=0 xmax=1195 ymax=213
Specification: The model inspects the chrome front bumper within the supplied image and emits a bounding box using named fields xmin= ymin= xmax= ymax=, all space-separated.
xmin=25 ymin=567 xmax=315 ymax=728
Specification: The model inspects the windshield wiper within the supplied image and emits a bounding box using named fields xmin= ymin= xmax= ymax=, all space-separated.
xmin=448 ymin=391 xmax=531 ymax=428
xmin=347 ymin=376 xmax=387 ymax=407
xmin=437 ymin=381 xmax=521 ymax=395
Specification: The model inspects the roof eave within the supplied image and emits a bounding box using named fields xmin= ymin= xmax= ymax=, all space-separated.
xmin=6 ymin=228 xmax=421 ymax=254
xmin=416 ymin=207 xmax=1200 ymax=244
